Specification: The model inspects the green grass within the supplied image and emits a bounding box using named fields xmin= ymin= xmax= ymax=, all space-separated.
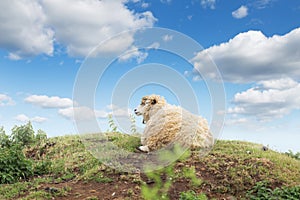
xmin=0 ymin=132 xmax=299 ymax=199
xmin=180 ymin=190 xmax=208 ymax=200
xmin=0 ymin=182 xmax=33 ymax=199
xmin=197 ymin=140 xmax=300 ymax=197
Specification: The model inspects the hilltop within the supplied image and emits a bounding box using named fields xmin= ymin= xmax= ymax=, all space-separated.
xmin=0 ymin=131 xmax=300 ymax=200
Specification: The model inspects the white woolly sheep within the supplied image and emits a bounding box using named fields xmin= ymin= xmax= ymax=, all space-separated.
xmin=134 ymin=94 xmax=214 ymax=152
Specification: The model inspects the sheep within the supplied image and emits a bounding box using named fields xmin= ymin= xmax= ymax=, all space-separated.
xmin=134 ymin=94 xmax=214 ymax=152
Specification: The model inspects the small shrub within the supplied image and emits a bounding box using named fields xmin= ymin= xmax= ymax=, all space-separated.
xmin=0 ymin=127 xmax=11 ymax=148
xmin=246 ymin=181 xmax=300 ymax=200
xmin=108 ymin=114 xmax=118 ymax=132
xmin=142 ymin=164 xmax=175 ymax=200
xmin=180 ymin=190 xmax=208 ymax=200
xmin=285 ymin=150 xmax=300 ymax=160
xmin=33 ymin=160 xmax=52 ymax=175
xmin=11 ymin=122 xmax=35 ymax=147
xmin=183 ymin=167 xmax=202 ymax=187
xmin=129 ymin=113 xmax=137 ymax=134
xmin=0 ymin=145 xmax=33 ymax=183
xmin=35 ymin=129 xmax=47 ymax=143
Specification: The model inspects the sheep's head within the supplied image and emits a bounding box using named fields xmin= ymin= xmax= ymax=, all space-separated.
xmin=134 ymin=94 xmax=166 ymax=124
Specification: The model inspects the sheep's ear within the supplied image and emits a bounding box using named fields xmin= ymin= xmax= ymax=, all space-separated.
xmin=151 ymin=99 xmax=157 ymax=105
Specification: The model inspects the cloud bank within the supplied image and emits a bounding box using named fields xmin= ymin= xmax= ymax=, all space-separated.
xmin=25 ymin=95 xmax=73 ymax=108
xmin=0 ymin=0 xmax=156 ymax=59
xmin=228 ymin=78 xmax=300 ymax=121
xmin=15 ymin=114 xmax=47 ymax=123
xmin=232 ymin=5 xmax=248 ymax=19
xmin=0 ymin=94 xmax=15 ymax=106
xmin=192 ymin=28 xmax=300 ymax=83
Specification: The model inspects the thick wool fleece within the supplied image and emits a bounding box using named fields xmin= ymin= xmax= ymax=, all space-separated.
xmin=140 ymin=95 xmax=214 ymax=151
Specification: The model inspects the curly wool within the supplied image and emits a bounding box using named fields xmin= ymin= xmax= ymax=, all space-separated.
xmin=140 ymin=95 xmax=214 ymax=151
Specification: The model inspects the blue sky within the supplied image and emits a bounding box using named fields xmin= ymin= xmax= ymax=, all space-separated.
xmin=1 ymin=0 xmax=300 ymax=152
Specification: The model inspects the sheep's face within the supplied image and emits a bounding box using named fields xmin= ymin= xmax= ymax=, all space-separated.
xmin=134 ymin=96 xmax=157 ymax=123
xmin=134 ymin=95 xmax=167 ymax=124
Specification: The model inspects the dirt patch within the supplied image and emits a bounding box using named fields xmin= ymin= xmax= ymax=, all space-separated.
xmin=22 ymin=146 xmax=297 ymax=200
xmin=39 ymin=152 xmax=274 ymax=200
xmin=42 ymin=174 xmax=141 ymax=200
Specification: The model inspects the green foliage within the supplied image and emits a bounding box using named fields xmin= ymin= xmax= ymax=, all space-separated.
xmin=141 ymin=164 xmax=175 ymax=200
xmin=21 ymin=190 xmax=52 ymax=200
xmin=285 ymin=150 xmax=300 ymax=160
xmin=246 ymin=181 xmax=300 ymax=200
xmin=129 ymin=113 xmax=137 ymax=134
xmin=33 ymin=160 xmax=52 ymax=176
xmin=0 ymin=126 xmax=11 ymax=148
xmin=179 ymin=191 xmax=208 ymax=200
xmin=0 ymin=181 xmax=33 ymax=199
xmin=35 ymin=129 xmax=47 ymax=143
xmin=108 ymin=114 xmax=118 ymax=132
xmin=183 ymin=166 xmax=202 ymax=187
xmin=1 ymin=124 xmax=47 ymax=148
xmin=0 ymin=123 xmax=50 ymax=184
xmin=0 ymin=145 xmax=33 ymax=184
xmin=11 ymin=122 xmax=35 ymax=147
xmin=106 ymin=132 xmax=141 ymax=152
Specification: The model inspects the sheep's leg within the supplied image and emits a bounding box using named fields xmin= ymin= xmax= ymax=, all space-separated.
xmin=138 ymin=145 xmax=149 ymax=153
xmin=141 ymin=136 xmax=146 ymax=145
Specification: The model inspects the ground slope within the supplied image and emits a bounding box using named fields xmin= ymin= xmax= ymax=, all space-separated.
xmin=0 ymin=133 xmax=299 ymax=200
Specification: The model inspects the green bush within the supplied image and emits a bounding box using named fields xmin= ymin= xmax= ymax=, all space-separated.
xmin=11 ymin=122 xmax=35 ymax=147
xmin=0 ymin=127 xmax=11 ymax=148
xmin=0 ymin=123 xmax=49 ymax=183
xmin=33 ymin=160 xmax=52 ymax=176
xmin=35 ymin=129 xmax=47 ymax=142
xmin=179 ymin=191 xmax=208 ymax=200
xmin=285 ymin=150 xmax=300 ymax=160
xmin=246 ymin=181 xmax=300 ymax=200
xmin=0 ymin=145 xmax=33 ymax=184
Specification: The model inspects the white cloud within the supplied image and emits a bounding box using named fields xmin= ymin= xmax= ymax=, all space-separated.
xmin=59 ymin=104 xmax=130 ymax=121
xmin=225 ymin=118 xmax=248 ymax=126
xmin=0 ymin=0 xmax=54 ymax=59
xmin=0 ymin=0 xmax=156 ymax=59
xmin=200 ymin=0 xmax=216 ymax=9
xmin=41 ymin=0 xmax=156 ymax=57
xmin=0 ymin=94 xmax=15 ymax=106
xmin=228 ymin=78 xmax=300 ymax=121
xmin=191 ymin=28 xmax=300 ymax=83
xmin=25 ymin=95 xmax=73 ymax=108
xmin=160 ymin=0 xmax=172 ymax=4
xmin=15 ymin=114 xmax=47 ymax=123
xmin=258 ymin=78 xmax=298 ymax=90
xmin=7 ymin=53 xmax=22 ymax=61
xmin=111 ymin=107 xmax=131 ymax=117
xmin=15 ymin=114 xmax=29 ymax=122
xmin=162 ymin=34 xmax=173 ymax=42
xmin=31 ymin=116 xmax=48 ymax=123
xmin=106 ymin=104 xmax=118 ymax=110
xmin=232 ymin=5 xmax=248 ymax=19
xmin=58 ymin=106 xmax=108 ymax=121
xmin=148 ymin=42 xmax=160 ymax=49
xmin=184 ymin=70 xmax=190 ymax=77
xmin=252 ymin=0 xmax=273 ymax=9
xmin=141 ymin=2 xmax=150 ymax=8
xmin=118 ymin=46 xmax=148 ymax=64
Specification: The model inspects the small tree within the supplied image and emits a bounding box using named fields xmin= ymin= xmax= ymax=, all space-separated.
xmin=0 ymin=145 xmax=33 ymax=183
xmin=35 ymin=129 xmax=47 ymax=142
xmin=0 ymin=126 xmax=11 ymax=148
xmin=108 ymin=114 xmax=118 ymax=132
xmin=130 ymin=114 xmax=137 ymax=134
xmin=11 ymin=122 xmax=35 ymax=147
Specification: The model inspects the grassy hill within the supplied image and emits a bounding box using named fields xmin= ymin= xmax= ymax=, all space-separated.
xmin=0 ymin=132 xmax=300 ymax=200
